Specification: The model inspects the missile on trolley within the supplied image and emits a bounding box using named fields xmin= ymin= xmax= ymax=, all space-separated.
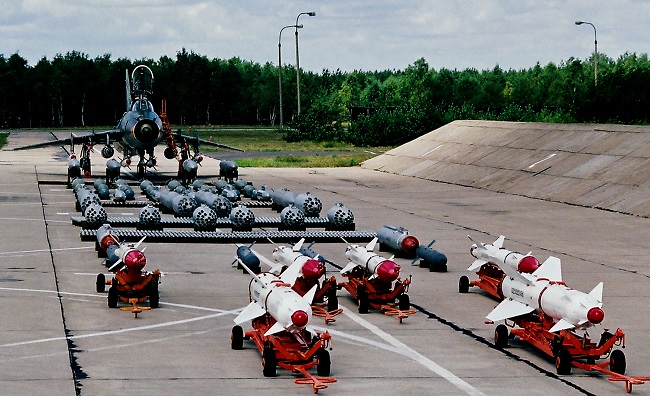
xmin=468 ymin=235 xmax=540 ymax=273
xmin=96 ymin=224 xmax=147 ymax=271
xmin=270 ymin=239 xmax=325 ymax=281
xmin=234 ymin=259 xmax=317 ymax=336
xmin=340 ymin=237 xmax=400 ymax=283
xmin=485 ymin=255 xmax=604 ymax=333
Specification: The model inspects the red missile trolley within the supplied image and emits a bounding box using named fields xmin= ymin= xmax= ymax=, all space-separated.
xmin=338 ymin=266 xmax=415 ymax=322
xmin=460 ymin=264 xmax=648 ymax=393
xmin=231 ymin=313 xmax=336 ymax=394
xmin=293 ymin=275 xmax=342 ymax=324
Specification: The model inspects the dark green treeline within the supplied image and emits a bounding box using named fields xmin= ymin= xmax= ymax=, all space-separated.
xmin=1 ymin=49 xmax=649 ymax=146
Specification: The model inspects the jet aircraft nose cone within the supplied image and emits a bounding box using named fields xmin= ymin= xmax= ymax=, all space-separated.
xmin=291 ymin=310 xmax=309 ymax=328
xmin=587 ymin=307 xmax=605 ymax=324
xmin=302 ymin=259 xmax=325 ymax=280
xmin=377 ymin=260 xmax=400 ymax=283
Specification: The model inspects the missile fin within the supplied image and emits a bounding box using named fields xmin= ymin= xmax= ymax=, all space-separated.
xmin=340 ymin=262 xmax=358 ymax=274
xmin=486 ymin=299 xmax=534 ymax=322
xmin=588 ymin=282 xmax=604 ymax=303
xmin=549 ymin=318 xmax=575 ymax=333
xmin=365 ymin=237 xmax=378 ymax=252
xmin=304 ymin=284 xmax=318 ymax=305
xmin=292 ymin=238 xmax=305 ymax=252
xmin=264 ymin=322 xmax=286 ymax=336
xmin=233 ymin=301 xmax=266 ymax=325
xmin=493 ymin=235 xmax=505 ymax=249
xmin=251 ymin=248 xmax=281 ymax=273
xmin=279 ymin=259 xmax=302 ymax=285
xmin=467 ymin=259 xmax=488 ymax=271
xmin=532 ymin=256 xmax=562 ymax=281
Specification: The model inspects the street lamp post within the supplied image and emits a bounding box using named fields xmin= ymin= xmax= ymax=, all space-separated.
xmin=278 ymin=24 xmax=302 ymax=130
xmin=295 ymin=11 xmax=316 ymax=115
xmin=575 ymin=20 xmax=597 ymax=86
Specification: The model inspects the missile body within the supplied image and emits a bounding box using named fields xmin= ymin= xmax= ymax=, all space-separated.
xmin=234 ymin=259 xmax=317 ymax=336
xmin=468 ymin=235 xmax=540 ymax=273
xmin=340 ymin=238 xmax=400 ymax=283
xmin=272 ymin=240 xmax=325 ymax=282
xmin=377 ymin=225 xmax=419 ymax=256
xmin=486 ymin=255 xmax=604 ymax=333
xmin=96 ymin=224 xmax=147 ymax=274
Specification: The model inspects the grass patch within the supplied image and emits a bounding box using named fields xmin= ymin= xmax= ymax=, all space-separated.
xmin=236 ymin=153 xmax=375 ymax=168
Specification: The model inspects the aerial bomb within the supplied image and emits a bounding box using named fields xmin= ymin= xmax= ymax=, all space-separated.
xmin=219 ymin=160 xmax=238 ymax=182
xmin=105 ymin=159 xmax=121 ymax=184
xmin=193 ymin=204 xmax=218 ymax=231
xmin=84 ymin=203 xmax=107 ymax=228
xmin=158 ymin=189 xmax=198 ymax=217
xmin=326 ymin=203 xmax=355 ymax=230
xmin=294 ymin=192 xmax=322 ymax=217
xmin=230 ymin=205 xmax=255 ymax=231
xmin=139 ymin=204 xmax=161 ymax=228
xmin=280 ymin=205 xmax=305 ymax=230
xmin=377 ymin=225 xmax=419 ymax=257
xmin=194 ymin=190 xmax=232 ymax=217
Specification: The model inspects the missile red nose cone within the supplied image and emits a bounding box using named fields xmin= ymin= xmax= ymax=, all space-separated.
xmin=401 ymin=236 xmax=420 ymax=256
xmin=125 ymin=250 xmax=146 ymax=271
xmin=291 ymin=310 xmax=309 ymax=328
xmin=518 ymin=256 xmax=540 ymax=273
xmin=587 ymin=307 xmax=605 ymax=324
xmin=377 ymin=261 xmax=400 ymax=283
xmin=302 ymin=259 xmax=325 ymax=280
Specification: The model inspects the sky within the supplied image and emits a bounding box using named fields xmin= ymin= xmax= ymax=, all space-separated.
xmin=2 ymin=1 xmax=649 ymax=73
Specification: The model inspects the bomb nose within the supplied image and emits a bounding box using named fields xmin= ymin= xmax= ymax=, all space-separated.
xmin=377 ymin=260 xmax=400 ymax=282
xmin=291 ymin=310 xmax=309 ymax=328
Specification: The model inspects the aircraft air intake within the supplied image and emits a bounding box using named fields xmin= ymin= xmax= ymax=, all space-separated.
xmin=132 ymin=120 xmax=161 ymax=144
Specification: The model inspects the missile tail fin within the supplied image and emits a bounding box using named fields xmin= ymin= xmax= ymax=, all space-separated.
xmin=588 ymin=282 xmax=604 ymax=303
xmin=533 ymin=256 xmax=562 ymax=281
xmin=292 ymin=238 xmax=305 ymax=252
xmin=279 ymin=258 xmax=302 ymax=285
xmin=304 ymin=284 xmax=318 ymax=305
xmin=264 ymin=322 xmax=286 ymax=336
xmin=486 ymin=299 xmax=534 ymax=322
xmin=340 ymin=262 xmax=358 ymax=274
xmin=493 ymin=235 xmax=505 ymax=249
xmin=549 ymin=318 xmax=575 ymax=333
xmin=365 ymin=237 xmax=378 ymax=252
xmin=467 ymin=259 xmax=488 ymax=271
xmin=233 ymin=301 xmax=266 ymax=324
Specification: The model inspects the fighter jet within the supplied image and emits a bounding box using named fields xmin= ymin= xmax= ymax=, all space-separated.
xmin=14 ymin=65 xmax=242 ymax=178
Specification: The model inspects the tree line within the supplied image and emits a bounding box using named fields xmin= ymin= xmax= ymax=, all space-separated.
xmin=1 ymin=49 xmax=649 ymax=146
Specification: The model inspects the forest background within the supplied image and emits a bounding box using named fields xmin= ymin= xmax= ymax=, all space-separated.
xmin=1 ymin=49 xmax=649 ymax=147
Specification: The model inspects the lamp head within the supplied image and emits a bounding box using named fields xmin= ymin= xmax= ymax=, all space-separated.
xmin=308 ymin=12 xmax=316 ymax=16
xmin=575 ymin=21 xmax=584 ymax=25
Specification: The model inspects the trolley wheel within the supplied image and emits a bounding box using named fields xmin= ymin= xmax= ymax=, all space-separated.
xmin=231 ymin=325 xmax=244 ymax=350
xmin=148 ymin=282 xmax=159 ymax=308
xmin=107 ymin=285 xmax=118 ymax=308
xmin=610 ymin=349 xmax=626 ymax=375
xmin=494 ymin=324 xmax=509 ymax=348
xmin=357 ymin=287 xmax=369 ymax=314
xmin=398 ymin=294 xmax=410 ymax=311
xmin=459 ymin=276 xmax=470 ymax=293
xmin=262 ymin=345 xmax=277 ymax=377
xmin=316 ymin=349 xmax=331 ymax=376
xmin=96 ymin=273 xmax=106 ymax=293
xmin=555 ymin=349 xmax=572 ymax=375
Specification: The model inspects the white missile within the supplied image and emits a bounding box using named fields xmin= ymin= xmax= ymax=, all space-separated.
xmin=270 ymin=239 xmax=325 ymax=281
xmin=468 ymin=235 xmax=540 ymax=273
xmin=234 ymin=258 xmax=317 ymax=336
xmin=340 ymin=237 xmax=400 ymax=283
xmin=486 ymin=255 xmax=605 ymax=333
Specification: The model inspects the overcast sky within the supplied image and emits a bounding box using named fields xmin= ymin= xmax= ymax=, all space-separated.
xmin=3 ymin=1 xmax=649 ymax=73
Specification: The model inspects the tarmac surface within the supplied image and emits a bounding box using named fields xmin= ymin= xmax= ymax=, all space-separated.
xmin=0 ymin=128 xmax=648 ymax=396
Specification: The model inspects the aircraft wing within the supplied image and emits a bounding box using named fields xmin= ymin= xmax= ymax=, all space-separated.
xmin=13 ymin=130 xmax=121 ymax=151
xmin=179 ymin=133 xmax=244 ymax=152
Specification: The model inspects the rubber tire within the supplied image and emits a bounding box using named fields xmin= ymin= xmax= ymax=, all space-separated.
xmin=149 ymin=282 xmax=159 ymax=308
xmin=231 ymin=325 xmax=244 ymax=350
xmin=555 ymin=349 xmax=572 ymax=375
xmin=610 ymin=349 xmax=626 ymax=375
xmin=96 ymin=273 xmax=106 ymax=293
xmin=459 ymin=276 xmax=470 ymax=293
xmin=316 ymin=349 xmax=331 ymax=376
xmin=494 ymin=324 xmax=509 ymax=348
xmin=357 ymin=287 xmax=369 ymax=314
xmin=107 ymin=285 xmax=118 ymax=308
xmin=398 ymin=294 xmax=410 ymax=311
xmin=262 ymin=345 xmax=277 ymax=377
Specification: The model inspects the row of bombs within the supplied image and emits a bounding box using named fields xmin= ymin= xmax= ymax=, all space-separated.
xmin=139 ymin=179 xmax=355 ymax=231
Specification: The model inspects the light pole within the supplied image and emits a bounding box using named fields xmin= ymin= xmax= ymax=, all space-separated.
xmin=278 ymin=24 xmax=302 ymax=130
xmin=295 ymin=11 xmax=316 ymax=115
xmin=575 ymin=20 xmax=597 ymax=86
